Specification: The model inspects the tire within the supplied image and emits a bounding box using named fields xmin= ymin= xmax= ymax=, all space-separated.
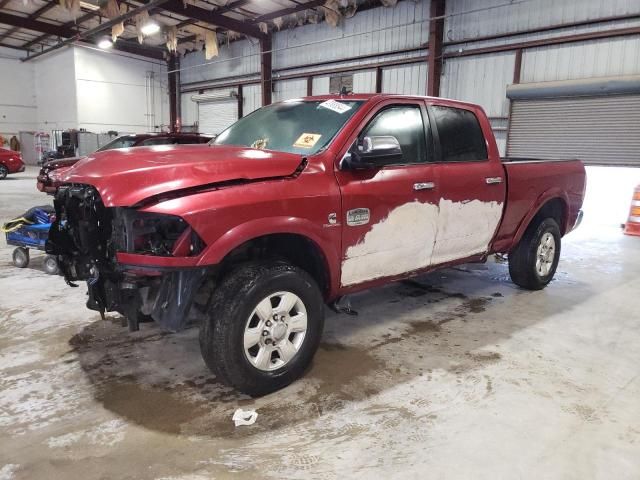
xmin=43 ymin=255 xmax=59 ymax=275
xmin=200 ymin=261 xmax=324 ymax=396
xmin=0 ymin=165 xmax=8 ymax=180
xmin=508 ymin=217 xmax=561 ymax=290
xmin=12 ymin=247 xmax=29 ymax=268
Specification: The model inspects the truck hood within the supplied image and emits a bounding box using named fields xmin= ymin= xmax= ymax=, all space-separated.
xmin=60 ymin=144 xmax=305 ymax=207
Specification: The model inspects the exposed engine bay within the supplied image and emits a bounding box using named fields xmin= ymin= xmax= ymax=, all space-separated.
xmin=46 ymin=184 xmax=209 ymax=331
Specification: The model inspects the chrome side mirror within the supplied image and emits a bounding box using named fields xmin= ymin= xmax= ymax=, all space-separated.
xmin=341 ymin=135 xmax=403 ymax=170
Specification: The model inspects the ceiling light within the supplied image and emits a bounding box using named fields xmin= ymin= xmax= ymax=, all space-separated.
xmin=97 ymin=36 xmax=113 ymax=49
xmin=141 ymin=21 xmax=161 ymax=36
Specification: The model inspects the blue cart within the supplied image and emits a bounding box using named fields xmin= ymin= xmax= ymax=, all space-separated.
xmin=3 ymin=206 xmax=59 ymax=274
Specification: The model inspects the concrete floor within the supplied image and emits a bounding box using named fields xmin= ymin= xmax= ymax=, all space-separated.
xmin=1 ymin=167 xmax=639 ymax=480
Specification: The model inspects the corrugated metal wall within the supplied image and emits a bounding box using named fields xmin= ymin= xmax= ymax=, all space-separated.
xmin=243 ymin=84 xmax=262 ymax=115
xmin=272 ymin=0 xmax=429 ymax=70
xmin=440 ymin=0 xmax=640 ymax=155
xmin=444 ymin=0 xmax=640 ymax=43
xmin=178 ymin=0 xmax=640 ymax=156
xmin=521 ymin=36 xmax=640 ymax=83
xmin=381 ymin=63 xmax=427 ymax=95
xmin=180 ymin=38 xmax=260 ymax=84
xmin=273 ymin=79 xmax=307 ymax=102
xmin=440 ymin=52 xmax=515 ymax=117
xmin=180 ymin=0 xmax=428 ymax=128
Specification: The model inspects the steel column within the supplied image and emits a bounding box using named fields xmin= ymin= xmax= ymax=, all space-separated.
xmin=427 ymin=0 xmax=445 ymax=97
xmin=168 ymin=54 xmax=179 ymax=131
xmin=260 ymin=35 xmax=273 ymax=106
xmin=306 ymin=76 xmax=313 ymax=96
xmin=513 ymin=48 xmax=522 ymax=84
xmin=375 ymin=67 xmax=383 ymax=93
xmin=237 ymin=84 xmax=244 ymax=118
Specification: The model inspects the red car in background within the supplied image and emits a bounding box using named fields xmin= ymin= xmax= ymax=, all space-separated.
xmin=0 ymin=150 xmax=25 ymax=179
xmin=37 ymin=133 xmax=212 ymax=193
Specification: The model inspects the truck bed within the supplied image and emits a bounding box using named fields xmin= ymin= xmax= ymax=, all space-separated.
xmin=492 ymin=158 xmax=586 ymax=252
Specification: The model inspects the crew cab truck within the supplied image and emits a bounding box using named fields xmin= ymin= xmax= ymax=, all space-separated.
xmin=46 ymin=94 xmax=586 ymax=396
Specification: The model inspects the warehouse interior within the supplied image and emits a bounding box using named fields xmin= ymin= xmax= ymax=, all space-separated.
xmin=1 ymin=0 xmax=639 ymax=478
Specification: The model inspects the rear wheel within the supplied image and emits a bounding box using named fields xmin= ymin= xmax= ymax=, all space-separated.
xmin=43 ymin=255 xmax=59 ymax=275
xmin=200 ymin=261 xmax=324 ymax=396
xmin=0 ymin=165 xmax=8 ymax=179
xmin=12 ymin=247 xmax=29 ymax=268
xmin=508 ymin=217 xmax=561 ymax=290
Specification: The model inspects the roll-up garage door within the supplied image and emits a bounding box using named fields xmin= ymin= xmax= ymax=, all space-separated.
xmin=198 ymin=99 xmax=238 ymax=135
xmin=506 ymin=76 xmax=640 ymax=166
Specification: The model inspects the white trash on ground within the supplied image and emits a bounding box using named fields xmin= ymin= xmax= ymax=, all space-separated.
xmin=232 ymin=409 xmax=258 ymax=427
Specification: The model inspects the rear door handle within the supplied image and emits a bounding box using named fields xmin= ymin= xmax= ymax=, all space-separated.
xmin=414 ymin=182 xmax=435 ymax=191
xmin=485 ymin=177 xmax=503 ymax=185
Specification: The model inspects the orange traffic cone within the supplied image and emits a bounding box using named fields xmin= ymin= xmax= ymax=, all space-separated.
xmin=623 ymin=185 xmax=640 ymax=237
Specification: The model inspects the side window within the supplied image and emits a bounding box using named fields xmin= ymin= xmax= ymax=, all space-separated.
xmin=361 ymin=105 xmax=429 ymax=164
xmin=431 ymin=105 xmax=487 ymax=162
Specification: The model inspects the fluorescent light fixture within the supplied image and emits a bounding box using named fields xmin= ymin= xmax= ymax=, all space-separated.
xmin=97 ymin=36 xmax=113 ymax=49
xmin=141 ymin=20 xmax=161 ymax=36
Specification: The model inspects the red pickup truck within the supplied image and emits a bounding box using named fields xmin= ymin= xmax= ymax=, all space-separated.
xmin=0 ymin=149 xmax=25 ymax=179
xmin=47 ymin=94 xmax=585 ymax=396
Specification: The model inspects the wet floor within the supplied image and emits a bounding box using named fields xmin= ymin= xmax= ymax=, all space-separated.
xmin=1 ymin=168 xmax=639 ymax=479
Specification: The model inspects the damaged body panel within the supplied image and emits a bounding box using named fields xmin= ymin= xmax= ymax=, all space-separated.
xmin=46 ymin=184 xmax=210 ymax=331
xmin=45 ymin=94 xmax=586 ymax=395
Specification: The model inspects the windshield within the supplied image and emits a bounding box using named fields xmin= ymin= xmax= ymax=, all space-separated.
xmin=213 ymin=99 xmax=363 ymax=155
xmin=96 ymin=136 xmax=138 ymax=152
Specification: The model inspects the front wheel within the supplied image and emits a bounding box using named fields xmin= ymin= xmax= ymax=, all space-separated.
xmin=12 ymin=247 xmax=29 ymax=268
xmin=0 ymin=165 xmax=8 ymax=180
xmin=200 ymin=261 xmax=324 ymax=396
xmin=508 ymin=218 xmax=561 ymax=290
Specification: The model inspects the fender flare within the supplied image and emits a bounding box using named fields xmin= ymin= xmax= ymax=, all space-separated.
xmin=511 ymin=188 xmax=570 ymax=249
xmin=196 ymin=216 xmax=340 ymax=292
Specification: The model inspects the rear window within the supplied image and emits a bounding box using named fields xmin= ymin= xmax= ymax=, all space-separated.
xmin=432 ymin=105 xmax=487 ymax=162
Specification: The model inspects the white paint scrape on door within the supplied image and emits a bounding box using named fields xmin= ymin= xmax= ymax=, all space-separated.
xmin=341 ymin=201 xmax=439 ymax=286
xmin=340 ymin=199 xmax=503 ymax=286
xmin=430 ymin=199 xmax=504 ymax=266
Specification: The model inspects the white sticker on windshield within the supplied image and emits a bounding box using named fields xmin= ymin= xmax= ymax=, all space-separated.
xmin=319 ymin=99 xmax=352 ymax=114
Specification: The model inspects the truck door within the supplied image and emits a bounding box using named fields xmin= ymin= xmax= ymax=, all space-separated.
xmin=335 ymin=101 xmax=439 ymax=287
xmin=427 ymin=102 xmax=507 ymax=265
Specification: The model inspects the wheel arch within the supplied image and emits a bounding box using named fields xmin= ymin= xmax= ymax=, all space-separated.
xmin=511 ymin=193 xmax=569 ymax=251
xmin=197 ymin=217 xmax=338 ymax=299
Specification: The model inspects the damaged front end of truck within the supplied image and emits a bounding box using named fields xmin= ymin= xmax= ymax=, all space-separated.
xmin=46 ymin=184 xmax=210 ymax=331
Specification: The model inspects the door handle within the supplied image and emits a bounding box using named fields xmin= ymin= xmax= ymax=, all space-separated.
xmin=414 ymin=182 xmax=435 ymax=191
xmin=485 ymin=176 xmax=503 ymax=185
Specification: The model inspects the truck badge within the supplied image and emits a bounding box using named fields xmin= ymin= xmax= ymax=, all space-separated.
xmin=328 ymin=213 xmax=337 ymax=224
xmin=346 ymin=208 xmax=370 ymax=226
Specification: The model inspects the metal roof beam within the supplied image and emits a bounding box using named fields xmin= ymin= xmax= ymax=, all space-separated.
xmin=161 ymin=0 xmax=264 ymax=38
xmin=22 ymin=0 xmax=171 ymax=61
xmin=0 ymin=11 xmax=76 ymax=37
xmin=0 ymin=2 xmax=59 ymax=43
xmin=22 ymin=10 xmax=97 ymax=49
xmin=251 ymin=0 xmax=325 ymax=23
xmin=100 ymin=39 xmax=165 ymax=59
